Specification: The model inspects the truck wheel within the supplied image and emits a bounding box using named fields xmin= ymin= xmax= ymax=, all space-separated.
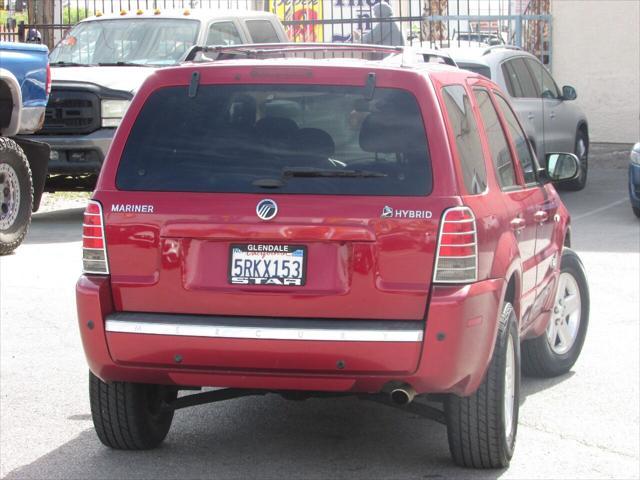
xmin=522 ymin=248 xmax=589 ymax=377
xmin=89 ymin=371 xmax=177 ymax=450
xmin=445 ymin=302 xmax=520 ymax=469
xmin=561 ymin=130 xmax=588 ymax=191
xmin=0 ymin=137 xmax=33 ymax=255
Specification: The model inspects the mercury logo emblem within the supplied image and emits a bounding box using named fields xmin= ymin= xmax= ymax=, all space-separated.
xmin=381 ymin=205 xmax=394 ymax=218
xmin=256 ymin=199 xmax=278 ymax=221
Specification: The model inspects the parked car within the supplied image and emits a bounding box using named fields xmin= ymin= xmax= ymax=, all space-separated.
xmin=0 ymin=41 xmax=51 ymax=254
xmin=630 ymin=142 xmax=640 ymax=218
xmin=76 ymin=44 xmax=589 ymax=469
xmin=22 ymin=8 xmax=288 ymax=190
xmin=447 ymin=46 xmax=589 ymax=190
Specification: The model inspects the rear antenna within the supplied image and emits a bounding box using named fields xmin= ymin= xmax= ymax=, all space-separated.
xmin=188 ymin=71 xmax=200 ymax=98
xmin=364 ymin=72 xmax=376 ymax=100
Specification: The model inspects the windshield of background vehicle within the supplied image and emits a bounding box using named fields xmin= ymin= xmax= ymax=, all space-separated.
xmin=116 ymin=84 xmax=432 ymax=196
xmin=50 ymin=18 xmax=200 ymax=66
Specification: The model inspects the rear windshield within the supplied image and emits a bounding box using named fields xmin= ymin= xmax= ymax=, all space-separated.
xmin=116 ymin=84 xmax=432 ymax=196
xmin=459 ymin=63 xmax=491 ymax=79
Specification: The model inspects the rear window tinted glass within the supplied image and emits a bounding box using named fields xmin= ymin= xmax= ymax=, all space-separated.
xmin=494 ymin=94 xmax=537 ymax=184
xmin=459 ymin=63 xmax=491 ymax=79
xmin=504 ymin=58 xmax=539 ymax=98
xmin=441 ymin=85 xmax=487 ymax=194
xmin=245 ymin=20 xmax=279 ymax=43
xmin=116 ymin=85 xmax=432 ymax=196
xmin=473 ymin=89 xmax=518 ymax=189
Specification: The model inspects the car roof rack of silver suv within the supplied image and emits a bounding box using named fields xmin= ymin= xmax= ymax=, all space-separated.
xmin=482 ymin=45 xmax=522 ymax=55
xmin=182 ymin=42 xmax=457 ymax=68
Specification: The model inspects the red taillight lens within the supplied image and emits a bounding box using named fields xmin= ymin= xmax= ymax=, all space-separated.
xmin=433 ymin=206 xmax=477 ymax=283
xmin=82 ymin=200 xmax=109 ymax=274
xmin=46 ymin=63 xmax=51 ymax=95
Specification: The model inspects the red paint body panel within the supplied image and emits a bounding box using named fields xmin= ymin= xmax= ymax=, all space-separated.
xmin=78 ymin=274 xmax=504 ymax=396
xmin=77 ymin=60 xmax=572 ymax=398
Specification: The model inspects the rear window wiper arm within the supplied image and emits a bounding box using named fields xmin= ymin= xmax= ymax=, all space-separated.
xmin=97 ymin=62 xmax=150 ymax=67
xmin=50 ymin=61 xmax=90 ymax=67
xmin=282 ymin=167 xmax=387 ymax=178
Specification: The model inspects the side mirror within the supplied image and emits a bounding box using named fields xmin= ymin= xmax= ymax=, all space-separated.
xmin=545 ymin=153 xmax=580 ymax=182
xmin=562 ymin=85 xmax=577 ymax=101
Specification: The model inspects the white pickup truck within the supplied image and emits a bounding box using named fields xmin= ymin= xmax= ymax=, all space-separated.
xmin=24 ymin=8 xmax=288 ymax=190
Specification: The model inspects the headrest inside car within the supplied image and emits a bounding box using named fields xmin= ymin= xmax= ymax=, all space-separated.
xmin=359 ymin=112 xmax=425 ymax=153
xmin=296 ymin=128 xmax=335 ymax=157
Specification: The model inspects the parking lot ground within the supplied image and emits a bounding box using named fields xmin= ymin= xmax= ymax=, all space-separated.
xmin=1 ymin=145 xmax=639 ymax=479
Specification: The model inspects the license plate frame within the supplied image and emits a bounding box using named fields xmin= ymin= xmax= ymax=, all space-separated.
xmin=228 ymin=243 xmax=307 ymax=287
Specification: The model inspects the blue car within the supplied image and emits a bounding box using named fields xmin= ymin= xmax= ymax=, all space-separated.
xmin=630 ymin=143 xmax=640 ymax=218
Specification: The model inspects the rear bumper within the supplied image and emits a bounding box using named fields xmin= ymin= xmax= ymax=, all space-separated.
xmin=629 ymin=163 xmax=640 ymax=208
xmin=77 ymin=275 xmax=504 ymax=396
xmin=25 ymin=128 xmax=113 ymax=175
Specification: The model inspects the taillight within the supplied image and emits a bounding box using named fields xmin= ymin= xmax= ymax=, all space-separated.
xmin=82 ymin=200 xmax=109 ymax=274
xmin=433 ymin=206 xmax=477 ymax=283
xmin=45 ymin=63 xmax=51 ymax=95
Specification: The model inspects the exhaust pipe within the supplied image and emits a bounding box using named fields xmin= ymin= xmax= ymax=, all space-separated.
xmin=390 ymin=384 xmax=416 ymax=405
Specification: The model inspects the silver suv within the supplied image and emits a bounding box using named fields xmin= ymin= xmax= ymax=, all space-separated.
xmin=447 ymin=46 xmax=589 ymax=190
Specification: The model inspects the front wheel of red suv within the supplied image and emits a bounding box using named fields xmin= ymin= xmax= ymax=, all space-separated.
xmin=522 ymin=248 xmax=589 ymax=378
xmin=89 ymin=371 xmax=177 ymax=449
xmin=445 ymin=302 xmax=520 ymax=469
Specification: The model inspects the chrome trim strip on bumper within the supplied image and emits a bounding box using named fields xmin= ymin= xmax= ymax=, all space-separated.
xmin=105 ymin=315 xmax=424 ymax=343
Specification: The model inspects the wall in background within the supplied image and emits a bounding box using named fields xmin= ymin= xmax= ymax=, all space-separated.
xmin=551 ymin=0 xmax=639 ymax=143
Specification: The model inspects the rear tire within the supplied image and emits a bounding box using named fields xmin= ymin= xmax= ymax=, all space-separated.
xmin=561 ymin=129 xmax=588 ymax=191
xmin=633 ymin=206 xmax=640 ymax=218
xmin=522 ymin=248 xmax=589 ymax=377
xmin=445 ymin=302 xmax=520 ymax=469
xmin=0 ymin=137 xmax=33 ymax=255
xmin=89 ymin=371 xmax=177 ymax=450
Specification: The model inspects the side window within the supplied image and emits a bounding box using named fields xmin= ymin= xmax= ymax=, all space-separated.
xmin=206 ymin=21 xmax=242 ymax=46
xmin=501 ymin=62 xmax=520 ymax=97
xmin=504 ymin=58 xmax=539 ymax=98
xmin=441 ymin=85 xmax=487 ymax=194
xmin=494 ymin=94 xmax=538 ymax=184
xmin=473 ymin=89 xmax=518 ymax=189
xmin=245 ymin=20 xmax=280 ymax=43
xmin=524 ymin=58 xmax=560 ymax=99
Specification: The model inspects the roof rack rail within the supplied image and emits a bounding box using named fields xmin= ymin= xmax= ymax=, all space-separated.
xmin=183 ymin=42 xmax=403 ymax=62
xmin=405 ymin=47 xmax=457 ymax=67
xmin=482 ymin=45 xmax=522 ymax=55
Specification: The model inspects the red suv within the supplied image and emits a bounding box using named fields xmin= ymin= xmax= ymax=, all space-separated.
xmin=76 ymin=44 xmax=589 ymax=469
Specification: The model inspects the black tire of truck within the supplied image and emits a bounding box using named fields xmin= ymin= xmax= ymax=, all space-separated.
xmin=0 ymin=137 xmax=33 ymax=255
xmin=445 ymin=302 xmax=520 ymax=469
xmin=89 ymin=371 xmax=178 ymax=450
xmin=521 ymin=248 xmax=590 ymax=378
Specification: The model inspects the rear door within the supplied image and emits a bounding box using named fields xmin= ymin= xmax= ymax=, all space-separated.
xmin=500 ymin=57 xmax=545 ymax=155
xmin=99 ymin=73 xmax=450 ymax=321
xmin=492 ymin=92 xmax=557 ymax=325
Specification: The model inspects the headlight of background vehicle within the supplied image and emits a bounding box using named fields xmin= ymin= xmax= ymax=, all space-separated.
xmin=631 ymin=143 xmax=640 ymax=166
xmin=101 ymin=99 xmax=130 ymax=128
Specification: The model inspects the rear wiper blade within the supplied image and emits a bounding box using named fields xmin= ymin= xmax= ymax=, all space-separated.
xmin=282 ymin=167 xmax=387 ymax=178
xmin=50 ymin=61 xmax=90 ymax=67
xmin=97 ymin=61 xmax=150 ymax=67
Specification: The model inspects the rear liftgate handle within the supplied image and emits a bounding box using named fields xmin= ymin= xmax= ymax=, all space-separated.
xmin=510 ymin=216 xmax=526 ymax=234
xmin=534 ymin=210 xmax=549 ymax=224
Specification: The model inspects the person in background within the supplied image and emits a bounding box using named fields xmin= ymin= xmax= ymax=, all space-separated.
xmin=353 ymin=2 xmax=404 ymax=46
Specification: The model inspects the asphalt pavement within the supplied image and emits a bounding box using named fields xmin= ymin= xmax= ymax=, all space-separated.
xmin=1 ymin=146 xmax=639 ymax=479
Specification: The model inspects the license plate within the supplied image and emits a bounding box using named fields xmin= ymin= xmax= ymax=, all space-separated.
xmin=229 ymin=244 xmax=307 ymax=286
